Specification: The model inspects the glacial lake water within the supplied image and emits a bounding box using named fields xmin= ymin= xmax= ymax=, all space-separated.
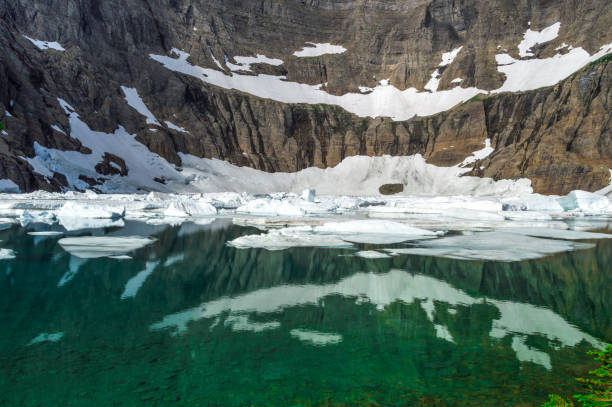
xmin=0 ymin=219 xmax=610 ymax=406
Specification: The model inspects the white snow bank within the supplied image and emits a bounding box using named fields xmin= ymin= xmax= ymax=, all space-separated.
xmin=164 ymin=121 xmax=188 ymax=133
xmin=23 ymin=36 xmax=65 ymax=51
xmin=179 ymin=153 xmax=532 ymax=196
xmin=459 ymin=139 xmax=493 ymax=167
xmin=121 ymin=86 xmax=161 ymax=126
xmin=27 ymin=98 xmax=185 ymax=192
xmin=494 ymin=42 xmax=612 ymax=93
xmin=226 ymin=54 xmax=283 ymax=72
xmin=58 ymin=236 xmax=155 ymax=258
xmin=518 ymin=22 xmax=560 ymax=58
xmin=440 ymin=46 xmax=463 ymax=66
xmin=293 ymin=43 xmax=347 ymax=57
xmin=150 ymin=49 xmax=482 ymax=121
xmin=596 ymin=170 xmax=612 ymax=198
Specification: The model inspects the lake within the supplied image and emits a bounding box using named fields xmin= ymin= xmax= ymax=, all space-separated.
xmin=0 ymin=219 xmax=610 ymax=406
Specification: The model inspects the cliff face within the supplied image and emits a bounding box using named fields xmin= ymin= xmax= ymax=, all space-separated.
xmin=0 ymin=0 xmax=610 ymax=194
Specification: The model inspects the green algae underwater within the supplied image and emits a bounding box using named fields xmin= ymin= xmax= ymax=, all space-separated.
xmin=0 ymin=219 xmax=610 ymax=406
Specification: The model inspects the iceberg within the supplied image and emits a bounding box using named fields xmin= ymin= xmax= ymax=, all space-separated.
xmin=58 ymin=236 xmax=155 ymax=258
xmin=384 ymin=231 xmax=596 ymax=262
xmin=558 ymin=190 xmax=611 ymax=213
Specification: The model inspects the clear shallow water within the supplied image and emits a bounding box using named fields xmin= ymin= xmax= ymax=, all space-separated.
xmin=0 ymin=219 xmax=610 ymax=406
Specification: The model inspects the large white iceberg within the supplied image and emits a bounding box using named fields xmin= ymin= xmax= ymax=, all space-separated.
xmin=58 ymin=236 xmax=155 ymax=258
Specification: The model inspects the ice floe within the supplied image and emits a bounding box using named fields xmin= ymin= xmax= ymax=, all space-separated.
xmin=58 ymin=236 xmax=155 ymax=259
xmin=229 ymin=220 xmax=440 ymax=250
xmin=384 ymin=231 xmax=596 ymax=262
xmin=227 ymin=227 xmax=354 ymax=251
xmin=558 ymin=190 xmax=611 ymax=213
xmin=354 ymin=250 xmax=392 ymax=259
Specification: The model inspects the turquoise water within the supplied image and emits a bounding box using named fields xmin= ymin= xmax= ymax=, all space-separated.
xmin=0 ymin=219 xmax=610 ymax=406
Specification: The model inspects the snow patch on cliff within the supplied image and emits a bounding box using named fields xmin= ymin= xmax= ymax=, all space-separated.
xmin=24 ymin=36 xmax=65 ymax=51
xmin=293 ymin=43 xmax=347 ymax=57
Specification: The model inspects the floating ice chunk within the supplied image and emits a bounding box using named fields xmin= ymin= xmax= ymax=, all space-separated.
xmin=109 ymin=255 xmax=132 ymax=260
xmin=181 ymin=200 xmax=217 ymax=217
xmin=354 ymin=250 xmax=392 ymax=259
xmin=121 ymin=261 xmax=160 ymax=299
xmin=499 ymin=228 xmax=612 ymax=240
xmin=27 ymin=231 xmax=63 ymax=236
xmin=58 ymin=236 xmax=155 ymax=259
xmin=19 ymin=210 xmax=56 ymax=226
xmin=228 ymin=227 xmax=353 ymax=251
xmin=23 ymin=36 xmax=65 ymax=51
xmin=518 ymin=22 xmax=561 ymax=58
xmin=503 ymin=194 xmax=564 ymax=212
xmin=502 ymin=211 xmax=552 ymax=221
xmin=293 ymin=43 xmax=347 ymax=57
xmin=224 ymin=315 xmax=280 ymax=332
xmin=121 ymin=86 xmax=161 ymax=126
xmin=301 ymin=188 xmax=316 ymax=202
xmin=236 ymin=198 xmax=305 ymax=216
xmin=290 ymin=329 xmax=342 ymax=345
xmin=0 ymin=179 xmax=20 ymax=193
xmin=28 ymin=332 xmax=64 ymax=345
xmin=163 ymin=202 xmax=189 ymax=218
xmin=314 ymin=220 xmax=438 ymax=237
xmin=558 ymin=190 xmax=611 ymax=213
xmin=0 ymin=248 xmax=15 ymax=260
xmin=57 ymin=201 xmax=125 ymax=219
xmin=59 ymin=217 xmax=125 ymax=231
xmin=385 ymin=231 xmax=596 ymax=262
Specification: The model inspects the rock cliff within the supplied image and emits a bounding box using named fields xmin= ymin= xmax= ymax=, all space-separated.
xmin=0 ymin=0 xmax=610 ymax=194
